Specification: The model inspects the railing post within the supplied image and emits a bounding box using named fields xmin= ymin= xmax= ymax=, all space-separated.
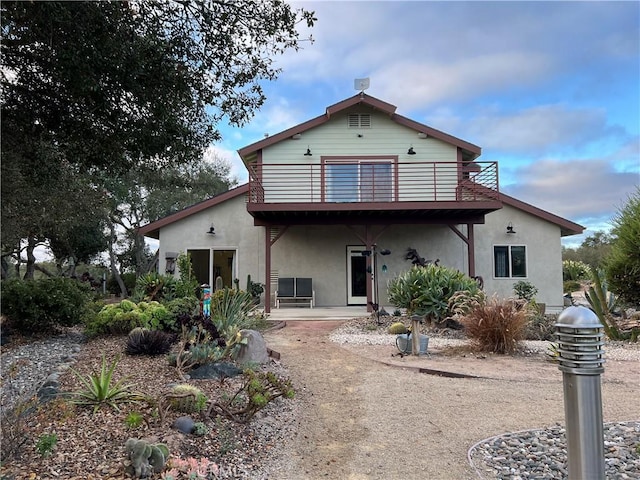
xmin=555 ymin=306 xmax=605 ymax=480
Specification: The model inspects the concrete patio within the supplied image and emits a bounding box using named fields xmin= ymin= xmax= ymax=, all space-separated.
xmin=262 ymin=306 xmax=371 ymax=321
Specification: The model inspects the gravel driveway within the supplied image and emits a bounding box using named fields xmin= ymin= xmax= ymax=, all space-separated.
xmin=261 ymin=321 xmax=640 ymax=480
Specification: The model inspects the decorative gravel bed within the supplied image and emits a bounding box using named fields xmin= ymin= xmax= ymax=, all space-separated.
xmin=1 ymin=317 xmax=638 ymax=479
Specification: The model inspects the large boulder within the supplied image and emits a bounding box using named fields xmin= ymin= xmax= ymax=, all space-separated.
xmin=234 ymin=329 xmax=269 ymax=364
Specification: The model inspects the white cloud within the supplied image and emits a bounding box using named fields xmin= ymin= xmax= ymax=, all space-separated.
xmin=467 ymin=105 xmax=614 ymax=154
xmin=203 ymin=145 xmax=247 ymax=184
xmin=372 ymin=52 xmax=553 ymax=111
xmin=503 ymin=159 xmax=639 ymax=223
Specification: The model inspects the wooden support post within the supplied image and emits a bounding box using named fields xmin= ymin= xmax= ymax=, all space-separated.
xmin=411 ymin=315 xmax=421 ymax=356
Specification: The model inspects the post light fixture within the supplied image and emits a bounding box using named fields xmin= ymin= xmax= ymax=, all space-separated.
xmin=407 ymin=146 xmax=416 ymax=155
xmin=304 ymin=147 xmax=312 ymax=156
xmin=506 ymin=222 xmax=516 ymax=234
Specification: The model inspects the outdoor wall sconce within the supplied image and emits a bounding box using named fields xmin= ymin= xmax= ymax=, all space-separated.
xmin=165 ymin=251 xmax=178 ymax=274
xmin=417 ymin=132 xmax=428 ymax=139
xmin=407 ymin=146 xmax=416 ymax=155
xmin=206 ymin=225 xmax=216 ymax=235
xmin=304 ymin=147 xmax=312 ymax=156
xmin=291 ymin=133 xmax=302 ymax=139
xmin=506 ymin=222 xmax=516 ymax=234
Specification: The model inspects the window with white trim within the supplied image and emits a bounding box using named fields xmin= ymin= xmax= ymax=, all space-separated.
xmin=494 ymin=245 xmax=527 ymax=278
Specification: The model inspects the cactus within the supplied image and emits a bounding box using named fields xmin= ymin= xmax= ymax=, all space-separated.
xmin=169 ymin=384 xmax=207 ymax=413
xmin=388 ymin=322 xmax=408 ymax=334
xmin=125 ymin=438 xmax=169 ymax=478
xmin=246 ymin=274 xmax=252 ymax=291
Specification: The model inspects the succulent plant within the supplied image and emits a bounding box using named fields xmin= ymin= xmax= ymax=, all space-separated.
xmin=169 ymin=384 xmax=208 ymax=413
xmin=125 ymin=327 xmax=176 ymax=356
xmin=125 ymin=438 xmax=169 ymax=478
xmin=388 ymin=322 xmax=408 ymax=335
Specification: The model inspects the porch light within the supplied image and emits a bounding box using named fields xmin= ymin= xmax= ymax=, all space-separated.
xmin=506 ymin=223 xmax=516 ymax=235
xmin=380 ymin=249 xmax=391 ymax=255
xmin=304 ymin=147 xmax=312 ymax=156
xmin=407 ymin=146 xmax=416 ymax=155
xmin=417 ymin=132 xmax=428 ymax=139
xmin=206 ymin=225 xmax=216 ymax=235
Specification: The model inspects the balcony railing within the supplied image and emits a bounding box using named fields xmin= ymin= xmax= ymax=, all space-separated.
xmin=247 ymin=161 xmax=498 ymax=206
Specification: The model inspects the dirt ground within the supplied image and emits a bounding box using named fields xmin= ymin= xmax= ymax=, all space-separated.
xmin=262 ymin=321 xmax=640 ymax=480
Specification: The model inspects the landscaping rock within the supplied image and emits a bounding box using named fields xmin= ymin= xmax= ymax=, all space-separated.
xmin=189 ymin=361 xmax=243 ymax=380
xmin=172 ymin=416 xmax=195 ymax=434
xmin=234 ymin=329 xmax=269 ymax=364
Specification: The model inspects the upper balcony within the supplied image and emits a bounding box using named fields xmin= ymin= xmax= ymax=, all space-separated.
xmin=247 ymin=160 xmax=501 ymax=225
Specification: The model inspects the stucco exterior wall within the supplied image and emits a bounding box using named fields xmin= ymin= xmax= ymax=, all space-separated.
xmin=153 ymin=197 xmax=565 ymax=310
xmin=156 ymin=193 xmax=265 ymax=290
xmin=476 ymin=205 xmax=565 ymax=312
xmin=270 ymin=224 xmax=469 ymax=307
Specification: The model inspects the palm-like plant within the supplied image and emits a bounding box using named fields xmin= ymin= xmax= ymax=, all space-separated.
xmin=69 ymin=355 xmax=140 ymax=412
xmin=585 ymin=269 xmax=622 ymax=340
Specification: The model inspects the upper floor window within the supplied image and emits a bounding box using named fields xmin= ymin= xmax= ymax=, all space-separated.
xmin=325 ymin=160 xmax=392 ymax=202
xmin=494 ymin=245 xmax=527 ymax=278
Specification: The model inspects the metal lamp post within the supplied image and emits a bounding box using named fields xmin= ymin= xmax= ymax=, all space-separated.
xmin=555 ymin=306 xmax=605 ymax=480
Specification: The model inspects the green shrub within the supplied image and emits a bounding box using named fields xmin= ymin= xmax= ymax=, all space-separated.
xmin=563 ymin=260 xmax=591 ymax=281
xmin=563 ymin=280 xmax=581 ymax=294
xmin=133 ymin=273 xmax=178 ymax=302
xmin=165 ymin=296 xmax=200 ymax=320
xmin=86 ymin=300 xmax=174 ymax=336
xmin=605 ymin=188 xmax=640 ymax=306
xmin=1 ymin=278 xmax=94 ymax=333
xmin=459 ymin=295 xmax=531 ymax=354
xmin=513 ymin=281 xmax=538 ymax=302
xmin=107 ymin=272 xmax=137 ymax=295
xmin=387 ymin=265 xmax=480 ymax=323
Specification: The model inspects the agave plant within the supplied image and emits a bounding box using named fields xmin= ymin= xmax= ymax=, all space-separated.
xmin=585 ymin=269 xmax=623 ymax=340
xmin=69 ymin=354 xmax=140 ymax=413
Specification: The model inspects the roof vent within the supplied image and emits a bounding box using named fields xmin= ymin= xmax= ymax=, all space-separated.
xmin=348 ymin=113 xmax=371 ymax=128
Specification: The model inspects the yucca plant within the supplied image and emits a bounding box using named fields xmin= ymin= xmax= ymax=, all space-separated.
xmin=69 ymin=355 xmax=140 ymax=413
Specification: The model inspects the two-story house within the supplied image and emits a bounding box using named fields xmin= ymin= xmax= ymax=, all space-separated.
xmin=139 ymin=93 xmax=583 ymax=313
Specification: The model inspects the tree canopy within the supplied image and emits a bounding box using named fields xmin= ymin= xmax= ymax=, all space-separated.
xmin=1 ymin=1 xmax=315 ymax=278
xmin=605 ymin=188 xmax=640 ymax=306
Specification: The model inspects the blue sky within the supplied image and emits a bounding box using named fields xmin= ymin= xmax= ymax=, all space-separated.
xmin=209 ymin=1 xmax=640 ymax=248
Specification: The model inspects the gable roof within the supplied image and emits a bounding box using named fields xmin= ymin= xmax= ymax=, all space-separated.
xmin=137 ymin=184 xmax=249 ymax=239
xmin=500 ymin=192 xmax=584 ymax=236
xmin=237 ymin=93 xmax=482 ymax=162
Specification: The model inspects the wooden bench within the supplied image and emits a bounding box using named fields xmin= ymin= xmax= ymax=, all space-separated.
xmin=275 ymin=277 xmax=315 ymax=308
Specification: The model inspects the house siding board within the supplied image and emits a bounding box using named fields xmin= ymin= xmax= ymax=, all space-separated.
xmin=259 ymin=109 xmax=459 ymax=204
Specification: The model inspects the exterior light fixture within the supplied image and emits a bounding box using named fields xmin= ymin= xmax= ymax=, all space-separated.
xmin=292 ymin=133 xmax=302 ymax=139
xmin=506 ymin=223 xmax=516 ymax=234
xmin=304 ymin=147 xmax=312 ymax=156
xmin=207 ymin=225 xmax=216 ymax=235
xmin=407 ymin=147 xmax=416 ymax=155
xmin=379 ymin=249 xmax=391 ymax=256
xmin=417 ymin=132 xmax=428 ymax=139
